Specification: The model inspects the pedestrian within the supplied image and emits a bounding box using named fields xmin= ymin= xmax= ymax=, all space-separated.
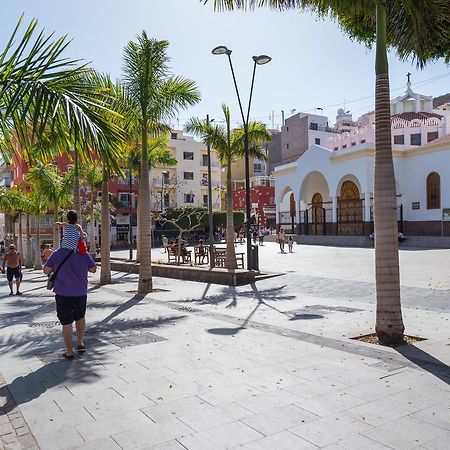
xmin=43 ymin=245 xmax=97 ymax=359
xmin=162 ymin=234 xmax=168 ymax=253
xmin=288 ymin=235 xmax=294 ymax=253
xmin=0 ymin=240 xmax=6 ymax=263
xmin=258 ymin=227 xmax=265 ymax=245
xmin=54 ymin=210 xmax=84 ymax=252
xmin=41 ymin=243 xmax=54 ymax=263
xmin=252 ymin=229 xmax=258 ymax=244
xmin=2 ymin=244 xmax=23 ymax=295
xmin=278 ymin=228 xmax=286 ymax=253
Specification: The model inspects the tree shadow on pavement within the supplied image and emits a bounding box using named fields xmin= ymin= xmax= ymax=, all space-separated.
xmin=396 ymin=345 xmax=450 ymax=387
xmin=0 ymin=313 xmax=187 ymax=414
xmin=207 ymin=283 xmax=298 ymax=336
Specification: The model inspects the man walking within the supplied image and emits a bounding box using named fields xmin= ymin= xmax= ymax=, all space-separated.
xmin=2 ymin=244 xmax=23 ymax=295
xmin=41 ymin=243 xmax=54 ymax=263
xmin=44 ymin=247 xmax=96 ymax=359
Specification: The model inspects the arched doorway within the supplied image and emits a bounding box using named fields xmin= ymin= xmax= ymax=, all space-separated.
xmin=338 ymin=180 xmax=363 ymax=235
xmin=311 ymin=192 xmax=323 ymax=235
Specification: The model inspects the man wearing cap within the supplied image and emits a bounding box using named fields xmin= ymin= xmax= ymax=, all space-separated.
xmin=2 ymin=244 xmax=23 ymax=295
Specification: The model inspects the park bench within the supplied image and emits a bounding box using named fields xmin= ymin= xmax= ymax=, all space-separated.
xmin=194 ymin=246 xmax=209 ymax=265
xmin=213 ymin=247 xmax=244 ymax=269
xmin=167 ymin=246 xmax=192 ymax=264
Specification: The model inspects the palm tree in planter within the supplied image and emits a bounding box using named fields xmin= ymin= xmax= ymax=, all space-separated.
xmin=185 ymin=104 xmax=270 ymax=269
xmin=207 ymin=0 xmax=450 ymax=345
xmin=121 ymin=33 xmax=200 ymax=293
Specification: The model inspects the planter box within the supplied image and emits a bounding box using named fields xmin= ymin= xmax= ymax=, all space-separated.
xmin=110 ymin=259 xmax=257 ymax=286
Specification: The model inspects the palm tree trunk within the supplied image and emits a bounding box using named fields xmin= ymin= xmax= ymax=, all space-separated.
xmin=374 ymin=3 xmax=404 ymax=345
xmin=225 ymin=160 xmax=237 ymax=269
xmin=100 ymin=170 xmax=111 ymax=284
xmin=89 ymin=193 xmax=96 ymax=255
xmin=53 ymin=201 xmax=60 ymax=249
xmin=17 ymin=212 xmax=23 ymax=257
xmin=73 ymin=148 xmax=81 ymax=217
xmin=138 ymin=126 xmax=152 ymax=293
xmin=136 ymin=191 xmax=141 ymax=263
xmin=25 ymin=214 xmax=33 ymax=268
xmin=33 ymin=215 xmax=42 ymax=270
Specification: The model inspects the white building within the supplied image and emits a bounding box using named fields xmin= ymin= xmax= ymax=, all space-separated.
xmin=274 ymin=84 xmax=450 ymax=237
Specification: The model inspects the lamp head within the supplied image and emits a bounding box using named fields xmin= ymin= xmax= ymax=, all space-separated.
xmin=212 ymin=45 xmax=231 ymax=56
xmin=253 ymin=55 xmax=272 ymax=65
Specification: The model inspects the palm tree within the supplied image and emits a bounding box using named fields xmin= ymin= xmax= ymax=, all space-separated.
xmin=100 ymin=167 xmax=112 ymax=285
xmin=26 ymin=162 xmax=73 ymax=248
xmin=121 ymin=33 xmax=200 ymax=294
xmin=207 ymin=0 xmax=449 ymax=345
xmin=185 ymin=104 xmax=270 ymax=269
xmin=126 ymin=135 xmax=177 ymax=262
xmin=27 ymin=191 xmax=49 ymax=270
xmin=81 ymin=165 xmax=102 ymax=254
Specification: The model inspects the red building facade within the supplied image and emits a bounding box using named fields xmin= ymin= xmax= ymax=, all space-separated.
xmin=233 ymin=185 xmax=276 ymax=228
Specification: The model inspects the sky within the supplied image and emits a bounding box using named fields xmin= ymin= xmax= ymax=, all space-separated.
xmin=2 ymin=0 xmax=449 ymax=131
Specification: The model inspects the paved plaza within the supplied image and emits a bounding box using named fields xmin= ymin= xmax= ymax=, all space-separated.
xmin=0 ymin=243 xmax=449 ymax=449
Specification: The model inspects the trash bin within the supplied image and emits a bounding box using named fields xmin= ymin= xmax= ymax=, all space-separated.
xmin=251 ymin=244 xmax=259 ymax=271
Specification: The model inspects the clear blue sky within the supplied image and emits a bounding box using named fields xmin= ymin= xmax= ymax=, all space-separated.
xmin=2 ymin=0 xmax=449 ymax=129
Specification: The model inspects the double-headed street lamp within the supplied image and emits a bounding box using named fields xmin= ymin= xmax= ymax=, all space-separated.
xmin=212 ymin=45 xmax=271 ymax=270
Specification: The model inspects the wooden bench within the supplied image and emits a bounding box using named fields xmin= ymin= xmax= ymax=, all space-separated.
xmin=167 ymin=246 xmax=192 ymax=264
xmin=213 ymin=248 xmax=244 ymax=269
xmin=194 ymin=246 xmax=209 ymax=265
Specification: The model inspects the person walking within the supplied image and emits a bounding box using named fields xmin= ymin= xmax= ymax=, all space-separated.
xmin=162 ymin=234 xmax=169 ymax=253
xmin=278 ymin=228 xmax=286 ymax=253
xmin=41 ymin=244 xmax=54 ymax=263
xmin=2 ymin=244 xmax=23 ymax=295
xmin=287 ymin=235 xmax=294 ymax=253
xmin=258 ymin=227 xmax=265 ymax=246
xmin=44 ymin=246 xmax=96 ymax=359
xmin=0 ymin=240 xmax=6 ymax=264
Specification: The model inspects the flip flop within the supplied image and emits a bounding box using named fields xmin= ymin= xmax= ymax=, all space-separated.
xmin=62 ymin=353 xmax=75 ymax=360
xmin=77 ymin=345 xmax=86 ymax=353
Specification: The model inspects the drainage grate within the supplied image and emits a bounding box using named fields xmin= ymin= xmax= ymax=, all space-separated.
xmin=105 ymin=332 xmax=166 ymax=348
xmin=30 ymin=321 xmax=60 ymax=329
xmin=169 ymin=305 xmax=200 ymax=313
xmin=307 ymin=304 xmax=363 ymax=313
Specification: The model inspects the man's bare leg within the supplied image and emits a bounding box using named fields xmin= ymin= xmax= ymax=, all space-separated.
xmin=62 ymin=324 xmax=74 ymax=356
xmin=16 ymin=277 xmax=22 ymax=294
xmin=75 ymin=318 xmax=85 ymax=348
xmin=7 ymin=281 xmax=13 ymax=294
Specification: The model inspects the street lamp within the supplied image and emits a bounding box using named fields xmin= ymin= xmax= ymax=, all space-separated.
xmin=128 ymin=168 xmax=133 ymax=260
xmin=206 ymin=115 xmax=215 ymax=268
xmin=161 ymin=171 xmax=169 ymax=212
xmin=212 ymin=45 xmax=271 ymax=270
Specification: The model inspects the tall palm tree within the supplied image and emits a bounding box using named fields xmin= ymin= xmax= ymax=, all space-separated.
xmin=185 ymin=104 xmax=270 ymax=269
xmin=126 ymin=135 xmax=177 ymax=262
xmin=122 ymin=33 xmax=200 ymax=294
xmin=208 ymin=0 xmax=450 ymax=345
xmin=26 ymin=162 xmax=73 ymax=248
xmin=100 ymin=167 xmax=112 ymax=285
xmin=27 ymin=190 xmax=49 ymax=270
xmin=81 ymin=165 xmax=103 ymax=254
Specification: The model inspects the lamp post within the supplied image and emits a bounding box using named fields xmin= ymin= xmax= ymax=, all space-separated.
xmin=161 ymin=171 xmax=169 ymax=212
xmin=128 ymin=168 xmax=134 ymax=261
xmin=212 ymin=46 xmax=271 ymax=270
xmin=206 ymin=115 xmax=215 ymax=268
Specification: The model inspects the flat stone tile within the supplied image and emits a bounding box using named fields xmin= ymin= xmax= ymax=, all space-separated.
xmin=236 ymin=430 xmax=318 ymax=449
xmin=344 ymin=397 xmax=415 ymax=427
xmin=234 ymin=390 xmax=302 ymax=414
xmin=75 ymin=409 xmax=154 ymax=442
xmin=141 ymin=395 xmax=213 ymax=423
xmin=284 ymin=377 xmax=349 ymax=400
xmin=241 ymin=404 xmax=318 ymax=436
xmin=34 ymin=426 xmax=84 ymax=450
xmin=143 ymin=381 xmax=209 ymax=404
xmin=111 ymin=418 xmax=193 ymax=449
xmin=322 ymin=434 xmax=393 ymax=449
xmin=339 ymin=378 xmax=409 ymax=402
xmin=197 ymin=384 xmax=265 ymax=406
xmin=410 ymin=402 xmax=450 ymax=431
xmin=177 ymin=402 xmax=252 ymax=432
xmin=66 ymin=436 xmax=121 ymax=450
xmin=422 ymin=431 xmax=450 ymax=450
xmin=289 ymin=414 xmax=373 ymax=447
xmin=361 ymin=416 xmax=449 ymax=450
xmin=293 ymin=391 xmax=367 ymax=417
xmin=178 ymin=420 xmax=263 ymax=450
xmin=149 ymin=440 xmax=188 ymax=450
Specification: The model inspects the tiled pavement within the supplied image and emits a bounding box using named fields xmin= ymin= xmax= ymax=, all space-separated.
xmin=0 ymin=244 xmax=449 ymax=449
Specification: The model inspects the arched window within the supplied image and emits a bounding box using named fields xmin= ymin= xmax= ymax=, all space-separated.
xmin=426 ymin=172 xmax=440 ymax=209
